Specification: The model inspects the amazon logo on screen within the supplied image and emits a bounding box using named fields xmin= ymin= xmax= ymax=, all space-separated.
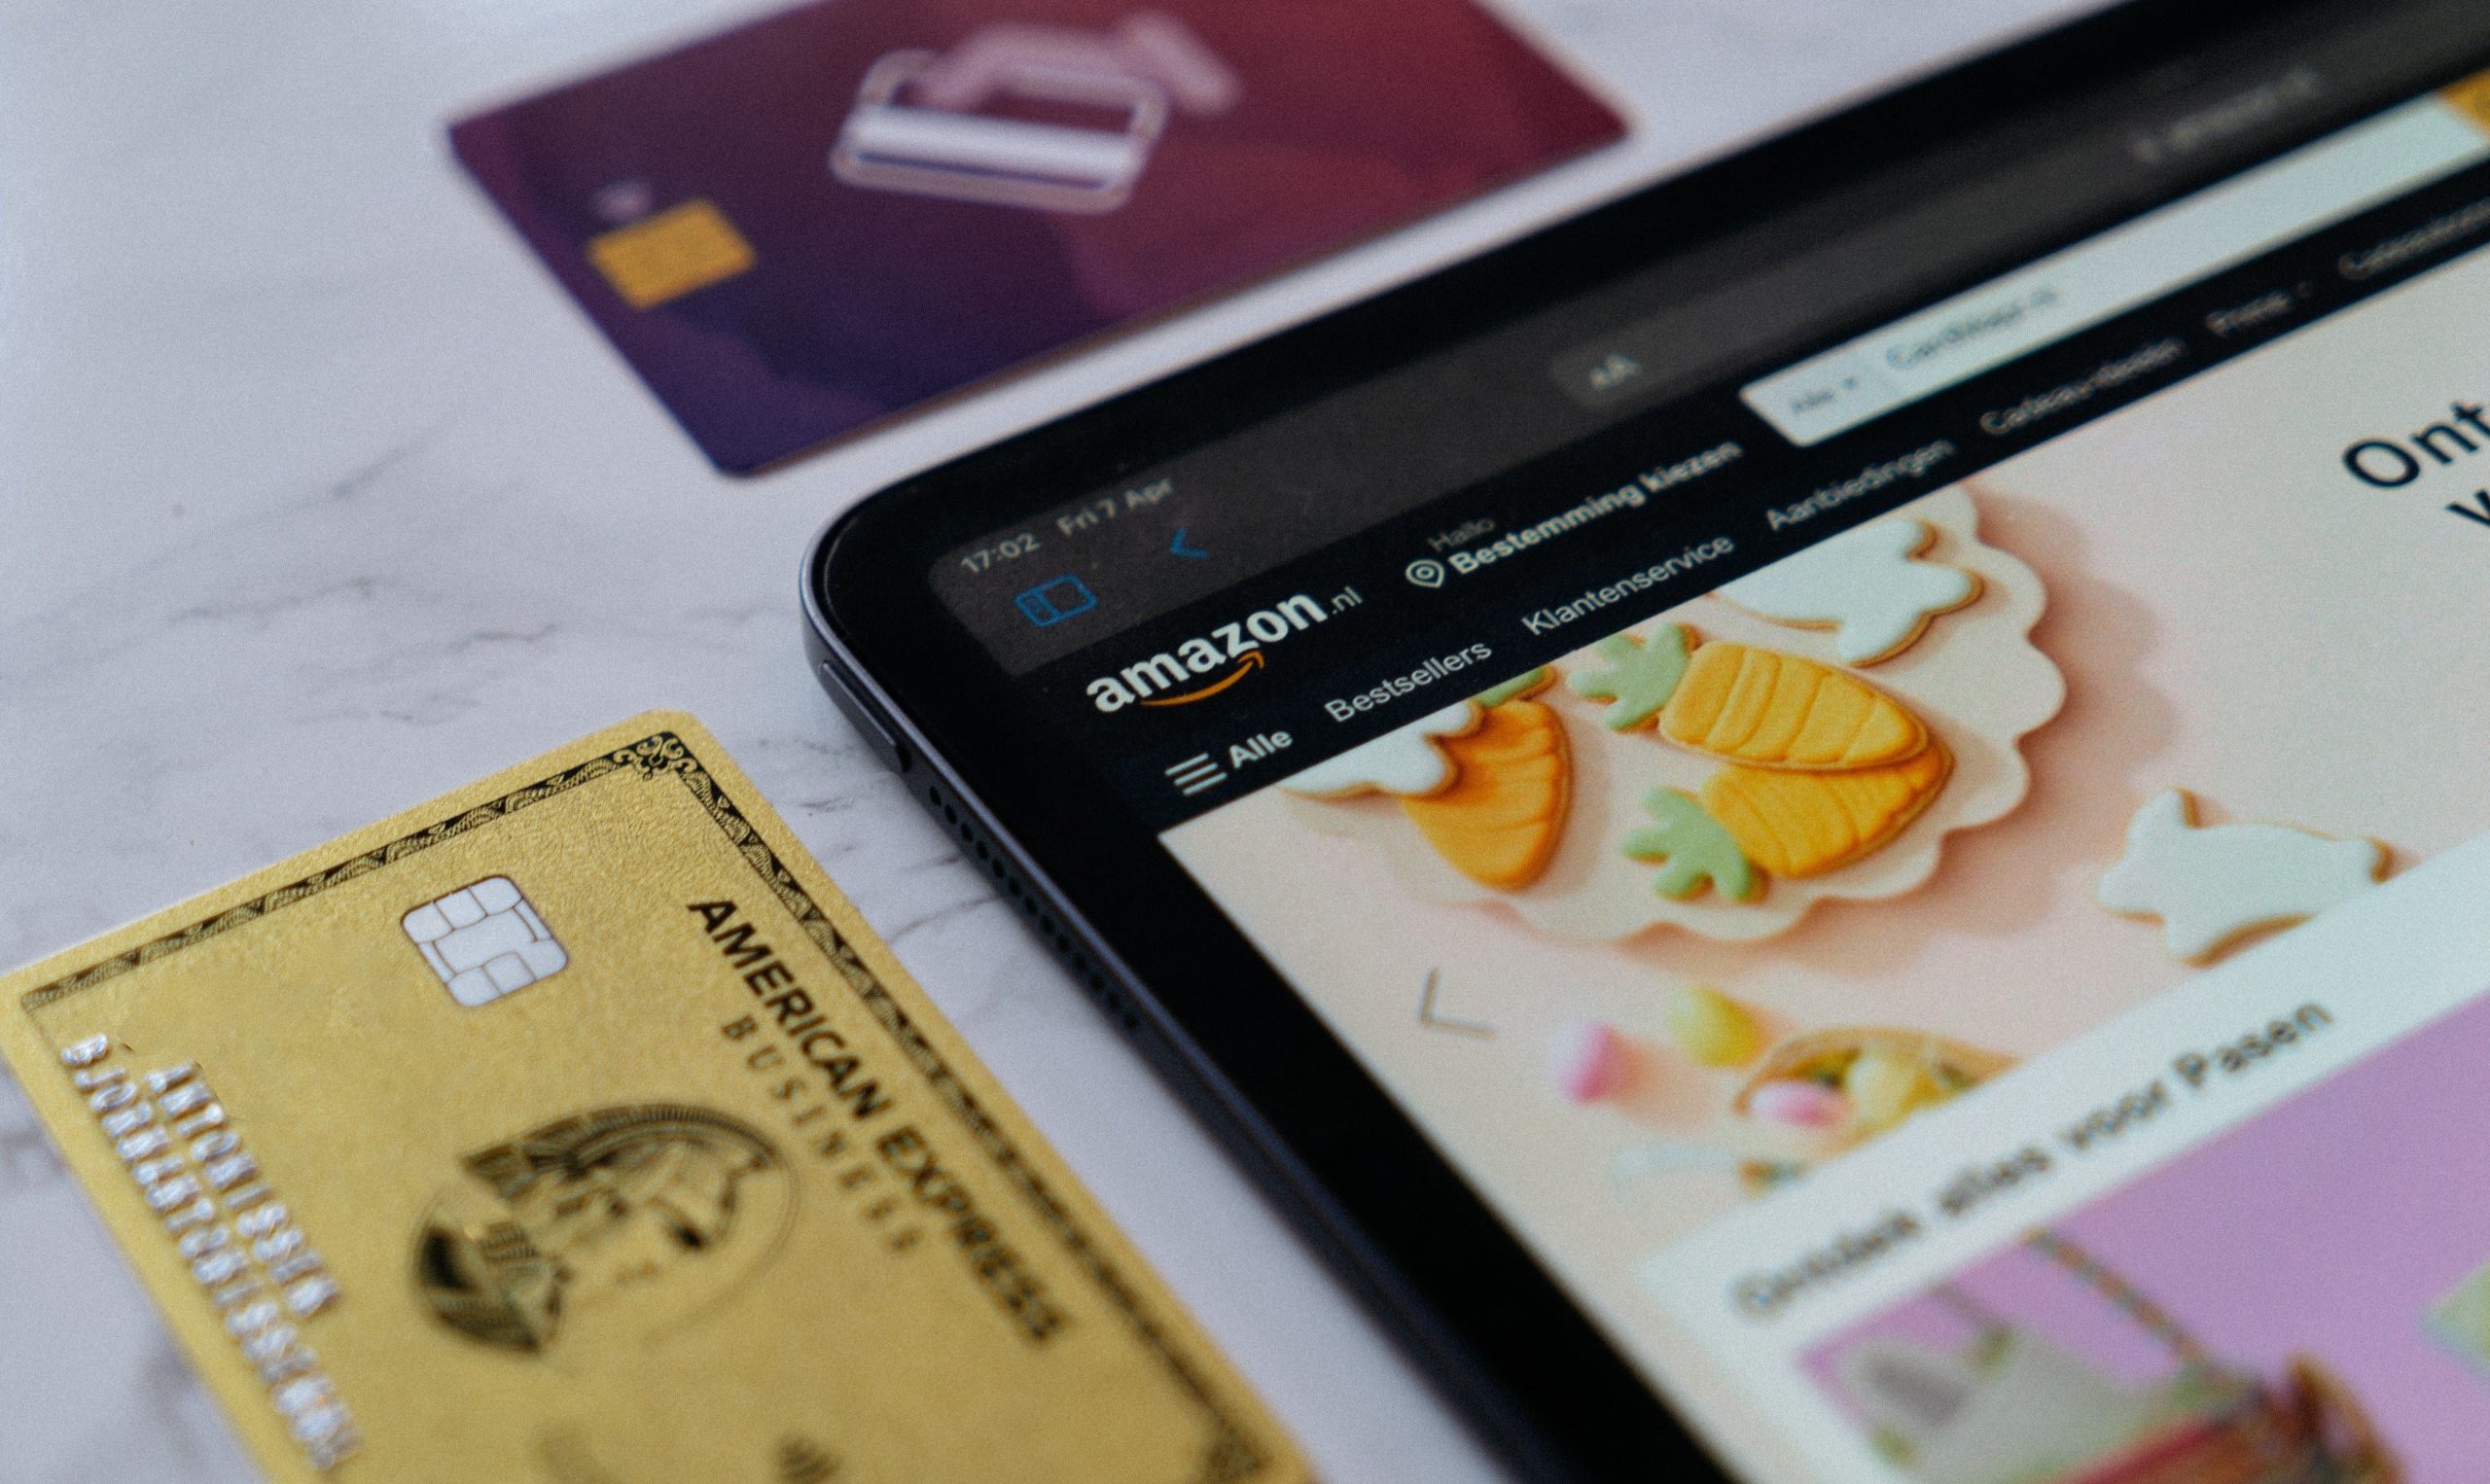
xmin=1085 ymin=594 xmax=1331 ymax=713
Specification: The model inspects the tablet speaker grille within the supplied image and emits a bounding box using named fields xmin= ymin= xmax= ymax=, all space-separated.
xmin=915 ymin=778 xmax=1152 ymax=1045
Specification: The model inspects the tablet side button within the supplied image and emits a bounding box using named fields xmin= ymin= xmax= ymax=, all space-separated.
xmin=819 ymin=660 xmax=911 ymax=774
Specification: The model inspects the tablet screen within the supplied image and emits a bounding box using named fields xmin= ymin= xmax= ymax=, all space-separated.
xmin=933 ymin=9 xmax=2490 ymax=1475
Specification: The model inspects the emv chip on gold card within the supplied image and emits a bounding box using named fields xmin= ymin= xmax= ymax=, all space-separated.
xmin=586 ymin=200 xmax=756 ymax=308
xmin=0 ymin=714 xmax=1308 ymax=1483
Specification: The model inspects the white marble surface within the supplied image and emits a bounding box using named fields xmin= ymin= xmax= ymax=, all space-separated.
xmin=0 ymin=0 xmax=2094 ymax=1476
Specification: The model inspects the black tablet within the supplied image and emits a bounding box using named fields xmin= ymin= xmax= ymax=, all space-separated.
xmin=805 ymin=1 xmax=2490 ymax=1476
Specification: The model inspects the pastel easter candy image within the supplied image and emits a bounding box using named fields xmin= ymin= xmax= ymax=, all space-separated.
xmin=1840 ymin=1042 xmax=1953 ymax=1129
xmin=1725 ymin=1027 xmax=2014 ymax=1190
xmin=1745 ymin=1078 xmax=1849 ymax=1129
xmin=1661 ymin=985 xmax=1764 ymax=1070
xmin=1547 ymin=1019 xmax=1634 ymax=1104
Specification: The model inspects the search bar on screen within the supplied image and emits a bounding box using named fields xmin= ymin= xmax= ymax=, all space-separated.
xmin=1740 ymin=88 xmax=2490 ymax=446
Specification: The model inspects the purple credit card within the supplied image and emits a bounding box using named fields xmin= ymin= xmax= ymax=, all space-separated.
xmin=451 ymin=0 xmax=1624 ymax=473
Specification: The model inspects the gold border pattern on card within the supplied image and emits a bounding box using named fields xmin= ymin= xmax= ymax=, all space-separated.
xmin=20 ymin=731 xmax=1272 ymax=1482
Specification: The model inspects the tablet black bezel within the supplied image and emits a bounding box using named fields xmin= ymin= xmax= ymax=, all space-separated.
xmin=800 ymin=2 xmax=2360 ymax=1476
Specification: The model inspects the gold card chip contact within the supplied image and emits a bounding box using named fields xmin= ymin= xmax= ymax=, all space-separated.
xmin=586 ymin=199 xmax=756 ymax=308
xmin=0 ymin=715 xmax=1308 ymax=1483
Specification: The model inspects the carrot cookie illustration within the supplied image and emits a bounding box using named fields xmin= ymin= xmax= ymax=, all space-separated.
xmin=1573 ymin=625 xmax=1927 ymax=770
xmin=2096 ymin=790 xmax=2387 ymax=962
xmin=1283 ymin=670 xmax=1571 ymax=891
xmin=1700 ymin=739 xmax=1953 ymax=879
xmin=1621 ymin=742 xmax=1952 ymax=894
xmin=1401 ymin=669 xmax=1570 ymax=889
xmin=1273 ymin=486 xmax=2061 ymax=942
xmin=1716 ymin=516 xmax=1980 ymax=664
xmin=1280 ymin=700 xmax=1479 ymax=798
xmin=1593 ymin=621 xmax=1953 ymax=897
xmin=1621 ymin=790 xmax=1759 ymax=901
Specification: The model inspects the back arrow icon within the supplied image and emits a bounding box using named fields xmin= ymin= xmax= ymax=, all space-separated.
xmin=1168 ymin=526 xmax=1209 ymax=559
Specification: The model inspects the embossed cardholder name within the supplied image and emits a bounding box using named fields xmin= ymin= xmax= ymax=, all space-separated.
xmin=0 ymin=714 xmax=1305 ymax=1482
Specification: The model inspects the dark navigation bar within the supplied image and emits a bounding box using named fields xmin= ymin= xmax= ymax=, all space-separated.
xmin=934 ymin=0 xmax=2490 ymax=678
xmin=1040 ymin=145 xmax=2490 ymax=830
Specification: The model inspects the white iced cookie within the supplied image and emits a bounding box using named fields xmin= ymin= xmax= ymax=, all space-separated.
xmin=1719 ymin=518 xmax=1980 ymax=664
xmin=2096 ymin=791 xmax=2386 ymax=962
xmin=1280 ymin=701 xmax=1480 ymax=797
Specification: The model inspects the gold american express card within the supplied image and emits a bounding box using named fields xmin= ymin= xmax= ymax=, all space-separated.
xmin=0 ymin=715 xmax=1307 ymax=1482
